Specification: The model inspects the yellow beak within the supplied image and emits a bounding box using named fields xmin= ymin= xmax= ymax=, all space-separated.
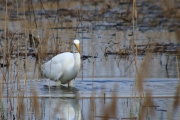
xmin=74 ymin=44 xmax=80 ymax=53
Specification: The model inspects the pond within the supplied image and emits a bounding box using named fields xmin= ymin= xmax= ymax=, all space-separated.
xmin=0 ymin=0 xmax=180 ymax=120
xmin=1 ymin=77 xmax=180 ymax=120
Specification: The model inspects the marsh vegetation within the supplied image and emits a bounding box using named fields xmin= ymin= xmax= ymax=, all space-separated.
xmin=0 ymin=0 xmax=179 ymax=120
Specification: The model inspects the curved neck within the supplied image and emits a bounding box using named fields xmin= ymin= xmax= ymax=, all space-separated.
xmin=72 ymin=52 xmax=81 ymax=73
xmin=73 ymin=44 xmax=79 ymax=53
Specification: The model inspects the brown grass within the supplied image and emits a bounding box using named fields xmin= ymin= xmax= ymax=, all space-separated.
xmin=138 ymin=90 xmax=155 ymax=120
xmin=136 ymin=53 xmax=151 ymax=97
xmin=32 ymin=89 xmax=41 ymax=120
xmin=16 ymin=91 xmax=25 ymax=120
xmin=102 ymin=90 xmax=117 ymax=120
xmin=173 ymin=25 xmax=180 ymax=115
xmin=0 ymin=0 xmax=180 ymax=120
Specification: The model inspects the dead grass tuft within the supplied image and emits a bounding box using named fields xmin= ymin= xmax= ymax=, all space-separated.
xmin=38 ymin=29 xmax=49 ymax=61
xmin=16 ymin=90 xmax=25 ymax=120
xmin=136 ymin=53 xmax=151 ymax=96
xmin=161 ymin=0 xmax=178 ymax=18
xmin=139 ymin=90 xmax=155 ymax=120
xmin=32 ymin=89 xmax=41 ymax=120
xmin=101 ymin=86 xmax=117 ymax=120
xmin=173 ymin=82 xmax=180 ymax=113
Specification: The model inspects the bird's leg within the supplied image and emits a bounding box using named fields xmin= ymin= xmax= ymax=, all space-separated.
xmin=56 ymin=81 xmax=61 ymax=87
xmin=68 ymin=80 xmax=73 ymax=87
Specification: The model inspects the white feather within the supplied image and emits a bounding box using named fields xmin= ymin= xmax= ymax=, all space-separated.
xmin=41 ymin=39 xmax=81 ymax=84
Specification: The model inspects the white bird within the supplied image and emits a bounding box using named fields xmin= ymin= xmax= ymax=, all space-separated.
xmin=41 ymin=39 xmax=81 ymax=87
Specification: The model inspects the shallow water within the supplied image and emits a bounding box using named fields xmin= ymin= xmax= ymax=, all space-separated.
xmin=1 ymin=77 xmax=180 ymax=120
xmin=0 ymin=46 xmax=179 ymax=120
xmin=0 ymin=0 xmax=180 ymax=119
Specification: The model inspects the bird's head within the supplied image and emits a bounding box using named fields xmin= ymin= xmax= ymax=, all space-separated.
xmin=73 ymin=39 xmax=80 ymax=53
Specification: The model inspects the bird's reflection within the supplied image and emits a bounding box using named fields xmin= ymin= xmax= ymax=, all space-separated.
xmin=51 ymin=98 xmax=81 ymax=120
xmin=40 ymin=84 xmax=81 ymax=120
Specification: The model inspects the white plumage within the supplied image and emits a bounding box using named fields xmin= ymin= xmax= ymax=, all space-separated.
xmin=41 ymin=39 xmax=81 ymax=87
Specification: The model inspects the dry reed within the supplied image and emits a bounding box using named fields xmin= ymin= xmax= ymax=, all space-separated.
xmin=0 ymin=0 xmax=180 ymax=120
xmin=32 ymin=89 xmax=40 ymax=120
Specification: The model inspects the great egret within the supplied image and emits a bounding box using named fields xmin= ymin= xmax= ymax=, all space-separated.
xmin=41 ymin=39 xmax=81 ymax=87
